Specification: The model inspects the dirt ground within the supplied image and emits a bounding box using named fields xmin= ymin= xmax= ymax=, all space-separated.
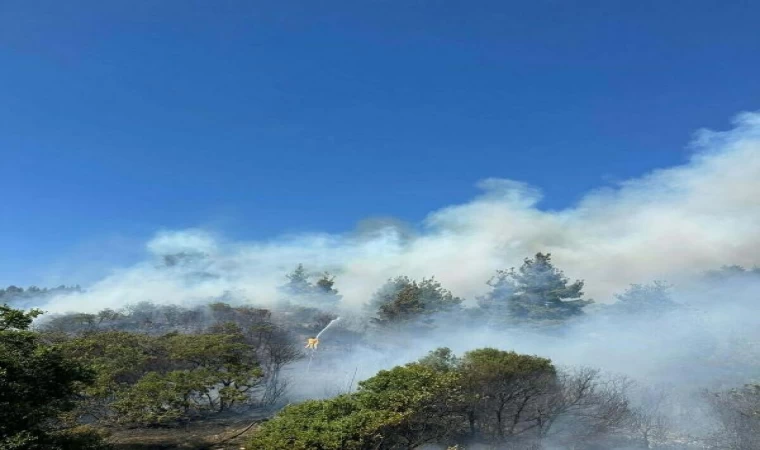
xmin=104 ymin=414 xmax=268 ymax=450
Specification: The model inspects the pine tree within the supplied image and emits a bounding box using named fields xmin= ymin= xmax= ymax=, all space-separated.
xmin=282 ymin=264 xmax=313 ymax=296
xmin=479 ymin=253 xmax=592 ymax=325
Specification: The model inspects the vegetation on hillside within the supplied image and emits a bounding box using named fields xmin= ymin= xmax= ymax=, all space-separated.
xmin=1 ymin=257 xmax=759 ymax=449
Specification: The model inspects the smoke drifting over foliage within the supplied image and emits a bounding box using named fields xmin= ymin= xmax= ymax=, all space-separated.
xmin=4 ymin=111 xmax=760 ymax=448
xmin=24 ymin=111 xmax=760 ymax=315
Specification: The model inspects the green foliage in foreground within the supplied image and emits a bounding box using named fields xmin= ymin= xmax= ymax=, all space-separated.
xmin=59 ymin=327 xmax=265 ymax=426
xmin=250 ymin=362 xmax=464 ymax=450
xmin=249 ymin=396 xmax=401 ymax=450
xmin=249 ymin=348 xmax=557 ymax=449
xmin=0 ymin=305 xmax=108 ymax=450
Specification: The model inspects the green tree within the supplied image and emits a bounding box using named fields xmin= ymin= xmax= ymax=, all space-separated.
xmin=95 ymin=309 xmax=121 ymax=326
xmin=282 ymin=264 xmax=313 ymax=296
xmin=417 ymin=347 xmax=461 ymax=373
xmin=370 ymin=277 xmax=462 ymax=327
xmin=356 ymin=363 xmax=465 ymax=448
xmin=60 ymin=327 xmax=266 ymax=426
xmin=58 ymin=331 xmax=163 ymax=422
xmin=458 ymin=348 xmax=557 ymax=441
xmin=39 ymin=313 xmax=97 ymax=335
xmin=314 ymin=272 xmax=343 ymax=306
xmin=314 ymin=272 xmax=334 ymax=294
xmin=479 ymin=253 xmax=592 ymax=325
xmin=249 ymin=362 xmax=464 ymax=450
xmin=110 ymin=370 xmax=211 ymax=426
xmin=208 ymin=302 xmax=238 ymax=323
xmin=0 ymin=304 xmax=42 ymax=330
xmin=0 ymin=305 xmax=107 ymax=449
xmin=248 ymin=395 xmax=398 ymax=450
xmin=249 ymin=347 xmax=636 ymax=449
xmin=279 ymin=265 xmax=342 ymax=308
xmin=164 ymin=331 xmax=264 ymax=413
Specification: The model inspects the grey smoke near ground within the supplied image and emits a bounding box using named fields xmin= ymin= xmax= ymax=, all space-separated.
xmin=281 ymin=271 xmax=759 ymax=448
xmin=33 ymin=111 xmax=760 ymax=315
xmin=288 ymin=272 xmax=760 ymax=393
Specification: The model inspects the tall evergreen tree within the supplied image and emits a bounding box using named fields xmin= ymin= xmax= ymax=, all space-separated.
xmin=279 ymin=265 xmax=342 ymax=308
xmin=315 ymin=272 xmax=338 ymax=295
xmin=478 ymin=253 xmax=592 ymax=325
xmin=283 ymin=264 xmax=312 ymax=296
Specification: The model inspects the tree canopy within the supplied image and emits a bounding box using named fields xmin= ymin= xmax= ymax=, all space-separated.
xmin=478 ymin=253 xmax=593 ymax=325
xmin=369 ymin=276 xmax=462 ymax=327
xmin=4 ymin=255 xmax=755 ymax=449
xmin=0 ymin=305 xmax=107 ymax=449
xmin=249 ymin=347 xmax=637 ymax=449
xmin=249 ymin=358 xmax=464 ymax=449
xmin=279 ymin=264 xmax=343 ymax=308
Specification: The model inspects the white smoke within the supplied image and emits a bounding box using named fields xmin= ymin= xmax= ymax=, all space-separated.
xmin=39 ymin=110 xmax=760 ymax=314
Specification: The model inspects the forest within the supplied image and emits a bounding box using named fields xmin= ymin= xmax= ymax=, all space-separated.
xmin=2 ymin=253 xmax=759 ymax=449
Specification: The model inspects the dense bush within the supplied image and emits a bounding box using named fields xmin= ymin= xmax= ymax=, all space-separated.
xmin=4 ymin=259 xmax=758 ymax=448
xmin=249 ymin=347 xmax=637 ymax=449
xmin=0 ymin=305 xmax=108 ymax=449
xmin=53 ymin=313 xmax=299 ymax=427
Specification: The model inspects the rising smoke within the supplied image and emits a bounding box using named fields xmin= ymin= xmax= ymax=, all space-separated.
xmin=14 ymin=111 xmax=760 ymax=447
xmin=31 ymin=111 xmax=760 ymax=315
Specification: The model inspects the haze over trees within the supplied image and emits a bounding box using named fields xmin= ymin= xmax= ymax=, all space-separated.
xmin=278 ymin=264 xmax=343 ymax=309
xmin=706 ymin=383 xmax=760 ymax=449
xmin=2 ymin=256 xmax=759 ymax=449
xmin=368 ymin=276 xmax=463 ymax=328
xmin=603 ymin=281 xmax=679 ymax=316
xmin=478 ymin=253 xmax=593 ymax=327
xmin=0 ymin=285 xmax=81 ymax=310
xmin=250 ymin=347 xmax=642 ymax=449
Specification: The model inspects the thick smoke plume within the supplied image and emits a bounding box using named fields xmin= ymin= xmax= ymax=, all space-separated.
xmin=33 ymin=111 xmax=760 ymax=314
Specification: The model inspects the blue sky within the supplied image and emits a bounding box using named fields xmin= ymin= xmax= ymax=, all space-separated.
xmin=2 ymin=1 xmax=760 ymax=286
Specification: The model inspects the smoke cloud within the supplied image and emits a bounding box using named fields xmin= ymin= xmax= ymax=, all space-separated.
xmin=37 ymin=111 xmax=760 ymax=314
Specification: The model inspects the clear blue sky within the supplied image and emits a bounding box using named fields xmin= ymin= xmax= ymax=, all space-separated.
xmin=2 ymin=1 xmax=759 ymax=285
